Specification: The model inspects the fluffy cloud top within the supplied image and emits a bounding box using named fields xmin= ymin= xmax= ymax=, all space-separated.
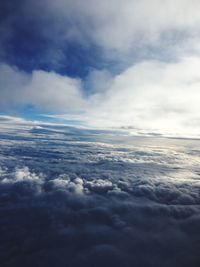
xmin=2 ymin=55 xmax=200 ymax=137
xmin=0 ymin=64 xmax=86 ymax=112
xmin=0 ymin=122 xmax=200 ymax=266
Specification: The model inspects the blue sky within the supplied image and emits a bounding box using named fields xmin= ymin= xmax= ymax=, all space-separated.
xmin=1 ymin=0 xmax=200 ymax=137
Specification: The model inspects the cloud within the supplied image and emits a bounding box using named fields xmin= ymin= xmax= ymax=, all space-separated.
xmin=0 ymin=64 xmax=86 ymax=112
xmin=1 ymin=3 xmax=200 ymax=265
xmin=1 ymin=124 xmax=200 ymax=266
xmin=47 ymin=56 xmax=200 ymax=137
xmin=88 ymin=56 xmax=200 ymax=132
xmin=1 ymin=1 xmax=200 ymax=137
xmin=2 ymin=54 xmax=200 ymax=137
xmin=1 ymin=0 xmax=200 ymax=69
xmin=18 ymin=1 xmax=200 ymax=52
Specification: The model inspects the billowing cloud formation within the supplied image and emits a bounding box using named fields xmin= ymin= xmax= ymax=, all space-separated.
xmin=0 ymin=121 xmax=200 ymax=266
xmin=2 ymin=55 xmax=200 ymax=137
xmin=2 ymin=0 xmax=200 ymax=58
xmin=0 ymin=64 xmax=85 ymax=112
xmin=83 ymin=56 xmax=200 ymax=136
xmin=1 ymin=0 xmax=200 ymax=136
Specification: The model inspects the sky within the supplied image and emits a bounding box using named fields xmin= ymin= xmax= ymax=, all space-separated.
xmin=1 ymin=0 xmax=200 ymax=137
xmin=1 ymin=3 xmax=200 ymax=265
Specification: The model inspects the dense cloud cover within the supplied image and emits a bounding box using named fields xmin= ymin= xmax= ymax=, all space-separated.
xmin=1 ymin=1 xmax=200 ymax=136
xmin=0 ymin=118 xmax=200 ymax=266
xmin=1 ymin=0 xmax=200 ymax=65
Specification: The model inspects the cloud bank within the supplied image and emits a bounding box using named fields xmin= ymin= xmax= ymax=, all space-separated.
xmin=0 ymin=122 xmax=200 ymax=266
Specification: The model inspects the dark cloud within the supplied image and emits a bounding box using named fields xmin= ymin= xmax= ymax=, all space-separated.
xmin=0 ymin=0 xmax=105 ymax=77
xmin=0 ymin=122 xmax=200 ymax=266
xmin=1 ymin=0 xmax=200 ymax=77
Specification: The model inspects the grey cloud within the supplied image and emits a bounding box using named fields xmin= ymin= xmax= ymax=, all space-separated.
xmin=22 ymin=0 xmax=200 ymax=54
xmin=2 ymin=0 xmax=200 ymax=69
xmin=1 ymin=123 xmax=200 ymax=266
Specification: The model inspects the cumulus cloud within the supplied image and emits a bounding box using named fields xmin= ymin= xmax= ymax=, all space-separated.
xmin=0 ymin=64 xmax=86 ymax=112
xmin=3 ymin=106 xmax=200 ymax=263
xmin=88 ymin=56 xmax=200 ymax=133
xmin=3 ymin=55 xmax=200 ymax=137
xmin=1 ymin=124 xmax=200 ymax=266
xmin=1 ymin=1 xmax=200 ymax=137
xmin=45 ymin=56 xmax=200 ymax=137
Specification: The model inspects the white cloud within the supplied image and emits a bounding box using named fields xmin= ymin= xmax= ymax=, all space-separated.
xmin=47 ymin=56 xmax=200 ymax=137
xmin=2 ymin=54 xmax=200 ymax=137
xmin=50 ymin=175 xmax=85 ymax=195
xmin=1 ymin=167 xmax=43 ymax=184
xmin=0 ymin=64 xmax=86 ymax=112
xmin=99 ymin=56 xmax=200 ymax=135
xmin=2 ymin=1 xmax=200 ymax=137
xmin=33 ymin=0 xmax=200 ymax=55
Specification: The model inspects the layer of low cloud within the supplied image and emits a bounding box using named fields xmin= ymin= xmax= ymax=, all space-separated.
xmin=0 ymin=123 xmax=200 ymax=266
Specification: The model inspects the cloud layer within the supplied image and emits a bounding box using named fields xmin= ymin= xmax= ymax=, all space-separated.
xmin=0 ymin=121 xmax=200 ymax=266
